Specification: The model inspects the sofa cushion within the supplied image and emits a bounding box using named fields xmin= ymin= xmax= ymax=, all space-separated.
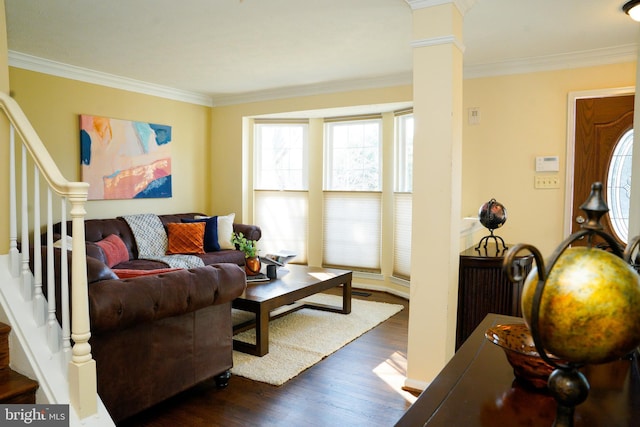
xmin=166 ymin=222 xmax=205 ymax=254
xmin=95 ymin=234 xmax=130 ymax=268
xmin=182 ymin=216 xmax=220 ymax=252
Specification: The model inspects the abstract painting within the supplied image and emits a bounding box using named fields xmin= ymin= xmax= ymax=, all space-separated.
xmin=80 ymin=115 xmax=172 ymax=200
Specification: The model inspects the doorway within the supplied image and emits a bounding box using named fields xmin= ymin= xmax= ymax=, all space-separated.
xmin=566 ymin=88 xmax=635 ymax=248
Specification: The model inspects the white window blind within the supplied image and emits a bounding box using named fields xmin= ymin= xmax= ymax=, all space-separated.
xmin=323 ymin=191 xmax=381 ymax=271
xmin=393 ymin=193 xmax=412 ymax=280
xmin=254 ymin=191 xmax=308 ymax=265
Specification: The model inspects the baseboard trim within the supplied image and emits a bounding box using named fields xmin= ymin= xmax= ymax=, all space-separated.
xmin=403 ymin=377 xmax=429 ymax=393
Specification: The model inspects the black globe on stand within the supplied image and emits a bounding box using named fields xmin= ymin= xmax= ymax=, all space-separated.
xmin=476 ymin=198 xmax=508 ymax=253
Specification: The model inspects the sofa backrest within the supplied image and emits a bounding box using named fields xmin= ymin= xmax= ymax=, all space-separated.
xmin=53 ymin=213 xmax=203 ymax=260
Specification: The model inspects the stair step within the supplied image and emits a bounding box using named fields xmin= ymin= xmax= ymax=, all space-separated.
xmin=0 ymin=367 xmax=38 ymax=404
xmin=0 ymin=322 xmax=10 ymax=369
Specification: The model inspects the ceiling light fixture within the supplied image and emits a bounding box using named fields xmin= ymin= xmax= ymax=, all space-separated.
xmin=623 ymin=0 xmax=640 ymax=22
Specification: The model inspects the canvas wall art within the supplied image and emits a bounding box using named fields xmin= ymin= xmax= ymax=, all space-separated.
xmin=80 ymin=115 xmax=172 ymax=200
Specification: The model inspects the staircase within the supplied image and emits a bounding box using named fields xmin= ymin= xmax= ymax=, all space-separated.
xmin=0 ymin=92 xmax=115 ymax=425
xmin=0 ymin=322 xmax=38 ymax=404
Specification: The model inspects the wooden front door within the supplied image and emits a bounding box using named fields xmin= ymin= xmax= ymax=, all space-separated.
xmin=572 ymin=94 xmax=634 ymax=247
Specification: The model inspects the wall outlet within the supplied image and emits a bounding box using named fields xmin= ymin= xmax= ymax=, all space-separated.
xmin=534 ymin=174 xmax=560 ymax=189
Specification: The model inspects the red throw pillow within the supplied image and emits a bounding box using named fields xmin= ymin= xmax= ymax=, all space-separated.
xmin=95 ymin=234 xmax=130 ymax=268
xmin=166 ymin=222 xmax=205 ymax=254
xmin=113 ymin=268 xmax=182 ymax=279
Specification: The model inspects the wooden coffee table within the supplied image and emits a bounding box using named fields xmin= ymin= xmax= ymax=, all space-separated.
xmin=232 ymin=265 xmax=352 ymax=356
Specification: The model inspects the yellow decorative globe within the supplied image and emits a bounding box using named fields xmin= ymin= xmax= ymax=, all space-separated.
xmin=522 ymin=246 xmax=640 ymax=364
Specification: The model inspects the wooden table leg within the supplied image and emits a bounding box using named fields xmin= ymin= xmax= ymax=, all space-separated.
xmin=254 ymin=306 xmax=270 ymax=357
xmin=342 ymin=278 xmax=352 ymax=314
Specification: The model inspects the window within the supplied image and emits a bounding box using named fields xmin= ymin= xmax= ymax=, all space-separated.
xmin=395 ymin=113 xmax=414 ymax=193
xmin=255 ymin=123 xmax=307 ymax=191
xmin=254 ymin=122 xmax=309 ymax=263
xmin=607 ymin=129 xmax=633 ymax=244
xmin=324 ymin=118 xmax=382 ymax=191
xmin=393 ymin=113 xmax=413 ymax=280
xmin=323 ymin=118 xmax=382 ymax=270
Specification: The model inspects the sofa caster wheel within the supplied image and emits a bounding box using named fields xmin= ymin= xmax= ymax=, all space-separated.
xmin=215 ymin=370 xmax=231 ymax=388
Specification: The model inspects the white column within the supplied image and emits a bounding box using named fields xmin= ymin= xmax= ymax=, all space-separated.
xmin=404 ymin=0 xmax=473 ymax=390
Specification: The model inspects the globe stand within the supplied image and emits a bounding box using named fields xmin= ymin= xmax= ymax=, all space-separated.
xmin=475 ymin=229 xmax=507 ymax=252
xmin=503 ymin=182 xmax=639 ymax=427
xmin=547 ymin=368 xmax=590 ymax=427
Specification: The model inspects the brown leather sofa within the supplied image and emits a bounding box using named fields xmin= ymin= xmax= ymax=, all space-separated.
xmin=45 ymin=213 xmax=261 ymax=422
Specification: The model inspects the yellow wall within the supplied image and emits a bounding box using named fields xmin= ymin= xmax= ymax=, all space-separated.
xmin=2 ymin=61 xmax=635 ymax=263
xmin=462 ymin=62 xmax=636 ymax=257
xmin=209 ymin=86 xmax=413 ymax=220
xmin=8 ymin=68 xmax=212 ymax=221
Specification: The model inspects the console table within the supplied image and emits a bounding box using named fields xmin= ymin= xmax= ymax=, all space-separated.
xmin=456 ymin=243 xmax=533 ymax=349
xmin=396 ymin=313 xmax=640 ymax=426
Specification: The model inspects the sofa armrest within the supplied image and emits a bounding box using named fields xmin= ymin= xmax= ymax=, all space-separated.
xmin=233 ymin=223 xmax=262 ymax=242
xmin=88 ymin=263 xmax=246 ymax=333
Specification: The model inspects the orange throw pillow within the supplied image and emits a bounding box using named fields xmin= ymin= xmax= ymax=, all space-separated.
xmin=166 ymin=222 xmax=205 ymax=254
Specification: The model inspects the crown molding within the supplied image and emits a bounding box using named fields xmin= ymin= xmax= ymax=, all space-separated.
xmin=7 ymin=43 xmax=637 ymax=107
xmin=8 ymin=51 xmax=214 ymax=107
xmin=210 ymin=72 xmax=413 ymax=106
xmin=464 ymin=44 xmax=638 ymax=79
xmin=405 ymin=0 xmax=477 ymax=15
xmin=411 ymin=35 xmax=465 ymax=53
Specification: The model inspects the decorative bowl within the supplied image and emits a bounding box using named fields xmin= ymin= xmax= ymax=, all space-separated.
xmin=485 ymin=323 xmax=559 ymax=389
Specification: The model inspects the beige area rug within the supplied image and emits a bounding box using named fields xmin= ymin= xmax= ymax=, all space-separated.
xmin=231 ymin=293 xmax=404 ymax=386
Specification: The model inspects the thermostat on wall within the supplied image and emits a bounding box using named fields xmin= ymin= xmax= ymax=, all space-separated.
xmin=535 ymin=156 xmax=559 ymax=172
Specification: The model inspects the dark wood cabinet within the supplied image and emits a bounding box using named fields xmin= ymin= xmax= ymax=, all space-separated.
xmin=455 ymin=243 xmax=532 ymax=350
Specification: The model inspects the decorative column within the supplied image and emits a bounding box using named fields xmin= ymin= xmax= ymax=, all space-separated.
xmin=404 ymin=0 xmax=474 ymax=390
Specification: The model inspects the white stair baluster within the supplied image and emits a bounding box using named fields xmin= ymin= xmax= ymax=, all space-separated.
xmin=60 ymin=199 xmax=71 ymax=372
xmin=46 ymin=188 xmax=60 ymax=352
xmin=21 ymin=145 xmax=32 ymax=300
xmin=9 ymin=124 xmax=18 ymax=277
xmin=33 ymin=167 xmax=45 ymax=325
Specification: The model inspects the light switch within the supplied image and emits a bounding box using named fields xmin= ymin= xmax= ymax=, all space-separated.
xmin=468 ymin=108 xmax=480 ymax=125
xmin=534 ymin=174 xmax=560 ymax=189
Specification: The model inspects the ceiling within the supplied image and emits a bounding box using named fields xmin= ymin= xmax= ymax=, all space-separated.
xmin=4 ymin=0 xmax=639 ymax=106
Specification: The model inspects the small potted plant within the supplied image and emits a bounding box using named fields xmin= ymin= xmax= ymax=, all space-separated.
xmin=232 ymin=232 xmax=261 ymax=275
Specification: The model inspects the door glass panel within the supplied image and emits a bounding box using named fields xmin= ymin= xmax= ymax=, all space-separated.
xmin=607 ymin=129 xmax=633 ymax=244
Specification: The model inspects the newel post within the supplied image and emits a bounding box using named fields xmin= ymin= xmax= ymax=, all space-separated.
xmin=66 ymin=183 xmax=97 ymax=419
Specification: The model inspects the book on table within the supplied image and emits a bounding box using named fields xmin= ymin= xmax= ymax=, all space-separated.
xmin=246 ymin=273 xmax=269 ymax=283
xmin=260 ymin=251 xmax=297 ymax=267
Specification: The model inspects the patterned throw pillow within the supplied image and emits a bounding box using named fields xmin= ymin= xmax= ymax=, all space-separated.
xmin=166 ymin=222 xmax=205 ymax=254
xmin=95 ymin=234 xmax=130 ymax=267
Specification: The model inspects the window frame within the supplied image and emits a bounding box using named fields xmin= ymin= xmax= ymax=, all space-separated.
xmin=323 ymin=117 xmax=383 ymax=192
xmin=254 ymin=121 xmax=309 ymax=191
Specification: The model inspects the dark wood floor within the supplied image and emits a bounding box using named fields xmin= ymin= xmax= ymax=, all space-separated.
xmin=119 ymin=290 xmax=414 ymax=427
